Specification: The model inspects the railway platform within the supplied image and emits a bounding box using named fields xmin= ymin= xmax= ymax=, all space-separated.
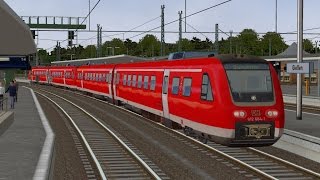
xmin=0 ymin=86 xmax=54 ymax=179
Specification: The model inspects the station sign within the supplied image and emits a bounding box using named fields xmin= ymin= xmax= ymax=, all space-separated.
xmin=286 ymin=63 xmax=310 ymax=74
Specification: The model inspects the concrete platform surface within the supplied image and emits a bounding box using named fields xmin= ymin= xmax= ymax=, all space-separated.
xmin=0 ymin=87 xmax=46 ymax=179
xmin=284 ymin=109 xmax=320 ymax=138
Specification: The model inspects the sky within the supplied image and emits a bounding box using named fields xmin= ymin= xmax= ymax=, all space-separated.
xmin=4 ymin=0 xmax=320 ymax=51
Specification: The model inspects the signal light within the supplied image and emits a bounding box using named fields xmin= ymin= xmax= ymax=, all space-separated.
xmin=68 ymin=40 xmax=73 ymax=47
xmin=31 ymin=30 xmax=36 ymax=39
xmin=68 ymin=31 xmax=74 ymax=40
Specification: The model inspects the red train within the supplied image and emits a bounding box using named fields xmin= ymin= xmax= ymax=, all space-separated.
xmin=30 ymin=55 xmax=285 ymax=147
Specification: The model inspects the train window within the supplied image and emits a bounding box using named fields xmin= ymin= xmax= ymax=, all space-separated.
xmin=102 ymin=73 xmax=106 ymax=81
xmin=144 ymin=76 xmax=149 ymax=89
xmin=123 ymin=75 xmax=127 ymax=85
xmin=172 ymin=77 xmax=180 ymax=95
xmin=116 ymin=73 xmax=120 ymax=84
xmin=106 ymin=73 xmax=109 ymax=83
xmin=132 ymin=75 xmax=137 ymax=87
xmin=162 ymin=76 xmax=168 ymax=94
xmin=99 ymin=73 xmax=102 ymax=82
xmin=201 ymin=74 xmax=213 ymax=101
xmin=150 ymin=76 xmax=156 ymax=91
xmin=109 ymin=73 xmax=112 ymax=84
xmin=128 ymin=75 xmax=132 ymax=86
xmin=182 ymin=78 xmax=192 ymax=97
xmin=137 ymin=75 xmax=142 ymax=88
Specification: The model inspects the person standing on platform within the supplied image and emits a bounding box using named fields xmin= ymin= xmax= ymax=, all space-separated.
xmin=0 ymin=82 xmax=5 ymax=110
xmin=5 ymin=81 xmax=16 ymax=109
xmin=14 ymin=80 xmax=18 ymax=102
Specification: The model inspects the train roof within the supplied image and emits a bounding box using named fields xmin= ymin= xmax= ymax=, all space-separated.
xmin=217 ymin=54 xmax=268 ymax=64
xmin=0 ymin=1 xmax=36 ymax=56
xmin=51 ymin=54 xmax=148 ymax=66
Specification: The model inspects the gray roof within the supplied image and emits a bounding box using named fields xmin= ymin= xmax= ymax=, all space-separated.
xmin=0 ymin=0 xmax=36 ymax=56
xmin=276 ymin=42 xmax=309 ymax=58
xmin=51 ymin=54 xmax=149 ymax=66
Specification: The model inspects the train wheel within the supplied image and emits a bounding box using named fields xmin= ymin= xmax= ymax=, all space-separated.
xmin=198 ymin=136 xmax=208 ymax=144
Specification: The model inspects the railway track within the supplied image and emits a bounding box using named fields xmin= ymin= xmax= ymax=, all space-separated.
xmin=35 ymin=89 xmax=165 ymax=180
xmin=200 ymin=138 xmax=320 ymax=179
xmin=33 ymin=85 xmax=320 ymax=179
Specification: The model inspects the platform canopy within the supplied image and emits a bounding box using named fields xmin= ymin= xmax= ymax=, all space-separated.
xmin=0 ymin=0 xmax=36 ymax=56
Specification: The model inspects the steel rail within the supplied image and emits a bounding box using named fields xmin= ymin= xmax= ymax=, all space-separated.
xmin=35 ymin=91 xmax=107 ymax=180
xmin=36 ymin=89 xmax=162 ymax=180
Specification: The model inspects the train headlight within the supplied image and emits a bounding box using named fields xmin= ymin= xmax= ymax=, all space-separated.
xmin=233 ymin=110 xmax=247 ymax=118
xmin=266 ymin=110 xmax=278 ymax=118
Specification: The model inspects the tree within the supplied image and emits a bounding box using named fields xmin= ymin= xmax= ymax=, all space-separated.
xmin=38 ymin=49 xmax=49 ymax=65
xmin=237 ymin=29 xmax=260 ymax=55
xmin=260 ymin=32 xmax=288 ymax=56
xmin=191 ymin=37 xmax=202 ymax=50
xmin=303 ymin=39 xmax=314 ymax=53
xmin=124 ymin=38 xmax=138 ymax=56
xmin=176 ymin=38 xmax=194 ymax=51
xmin=103 ymin=38 xmax=126 ymax=56
xmin=139 ymin=34 xmax=161 ymax=57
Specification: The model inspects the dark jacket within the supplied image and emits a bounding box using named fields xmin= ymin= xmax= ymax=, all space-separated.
xmin=6 ymin=85 xmax=16 ymax=97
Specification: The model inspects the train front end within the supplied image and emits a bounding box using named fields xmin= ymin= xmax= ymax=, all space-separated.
xmin=217 ymin=56 xmax=285 ymax=146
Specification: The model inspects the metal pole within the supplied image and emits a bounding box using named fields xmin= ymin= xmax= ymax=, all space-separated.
xmin=89 ymin=0 xmax=91 ymax=31
xmin=97 ymin=24 xmax=99 ymax=57
xmin=229 ymin=31 xmax=233 ymax=54
xmin=318 ymin=59 xmax=320 ymax=97
xmin=178 ymin=11 xmax=183 ymax=52
xmin=160 ymin=5 xmax=165 ymax=56
xmin=36 ymin=31 xmax=39 ymax=66
xmin=315 ymin=41 xmax=319 ymax=97
xmin=215 ymin=24 xmax=219 ymax=54
xmin=296 ymin=0 xmax=303 ymax=120
xmin=185 ymin=0 xmax=187 ymax=33
xmin=275 ymin=0 xmax=278 ymax=32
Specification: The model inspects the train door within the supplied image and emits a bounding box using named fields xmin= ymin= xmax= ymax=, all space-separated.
xmin=162 ymin=69 xmax=170 ymax=119
xmin=81 ymin=70 xmax=84 ymax=88
xmin=47 ymin=70 xmax=52 ymax=84
xmin=109 ymin=69 xmax=113 ymax=98
xmin=63 ymin=70 xmax=66 ymax=85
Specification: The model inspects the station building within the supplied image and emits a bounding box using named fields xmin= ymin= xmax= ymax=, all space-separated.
xmin=265 ymin=43 xmax=319 ymax=85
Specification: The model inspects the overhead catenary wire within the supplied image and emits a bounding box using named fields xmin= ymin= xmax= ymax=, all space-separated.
xmin=102 ymin=16 xmax=161 ymax=40
xmin=76 ymin=0 xmax=102 ymax=32
xmin=182 ymin=20 xmax=212 ymax=41
xmin=129 ymin=0 xmax=232 ymax=39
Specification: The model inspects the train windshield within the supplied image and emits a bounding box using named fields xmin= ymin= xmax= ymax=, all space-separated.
xmin=224 ymin=63 xmax=274 ymax=102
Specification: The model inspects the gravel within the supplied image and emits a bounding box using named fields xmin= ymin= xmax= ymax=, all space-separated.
xmin=45 ymin=86 xmax=266 ymax=180
xmin=255 ymin=146 xmax=320 ymax=174
xmin=37 ymin=94 xmax=88 ymax=180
